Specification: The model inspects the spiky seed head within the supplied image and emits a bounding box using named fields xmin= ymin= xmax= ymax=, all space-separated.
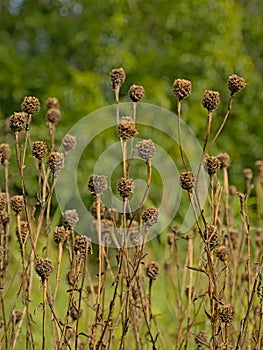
xmin=180 ymin=171 xmax=195 ymax=192
xmin=32 ymin=141 xmax=48 ymax=160
xmin=9 ymin=112 xmax=27 ymax=132
xmin=90 ymin=200 xmax=105 ymax=219
xmin=0 ymin=212 xmax=9 ymax=226
xmin=128 ymin=84 xmax=145 ymax=102
xmin=202 ymin=90 xmax=220 ymax=111
xmin=21 ymin=96 xmax=40 ymax=114
xmin=74 ymin=235 xmax=92 ymax=257
xmin=53 ymin=226 xmax=69 ymax=245
xmin=145 ymin=261 xmax=160 ymax=280
xmin=0 ymin=193 xmax=7 ymax=211
xmin=243 ymin=168 xmax=253 ymax=180
xmin=69 ymin=305 xmax=83 ymax=321
xmin=172 ymin=78 xmax=192 ymax=100
xmin=88 ymin=174 xmax=108 ymax=195
xmin=204 ymin=225 xmax=218 ymax=250
xmin=117 ymin=178 xmax=134 ymax=199
xmin=227 ymin=74 xmax=246 ymax=95
xmin=11 ymin=195 xmax=24 ymax=214
xmin=16 ymin=221 xmax=29 ymax=246
xmin=46 ymin=97 xmax=60 ymax=110
xmin=217 ymin=343 xmax=233 ymax=350
xmin=218 ymin=305 xmax=235 ymax=324
xmin=117 ymin=116 xmax=138 ymax=140
xmin=46 ymin=108 xmax=61 ymax=124
xmin=11 ymin=310 xmax=23 ymax=325
xmin=194 ymin=331 xmax=208 ymax=347
xmin=205 ymin=156 xmax=221 ymax=176
xmin=35 ymin=257 xmax=53 ymax=281
xmin=217 ymin=153 xmax=231 ymax=169
xmin=0 ymin=144 xmax=11 ymax=165
xmin=47 ymin=152 xmax=64 ymax=176
xmin=62 ymin=134 xmax=77 ymax=152
xmin=216 ymin=246 xmax=229 ymax=262
xmin=63 ymin=209 xmax=79 ymax=229
xmin=136 ymin=139 xmax=156 ymax=162
xmin=141 ymin=207 xmax=159 ymax=229
xmin=110 ymin=67 xmax=126 ymax=90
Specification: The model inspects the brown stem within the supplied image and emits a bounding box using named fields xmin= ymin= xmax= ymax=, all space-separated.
xmin=177 ymin=99 xmax=187 ymax=170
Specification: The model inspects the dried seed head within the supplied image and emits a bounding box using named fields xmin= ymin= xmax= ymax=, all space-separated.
xmin=117 ymin=116 xmax=138 ymax=140
xmin=67 ymin=269 xmax=77 ymax=286
xmin=47 ymin=152 xmax=64 ymax=176
xmin=0 ymin=144 xmax=11 ymax=164
xmin=46 ymin=108 xmax=61 ymax=124
xmin=194 ymin=331 xmax=208 ymax=348
xmin=217 ymin=153 xmax=231 ymax=169
xmin=9 ymin=112 xmax=27 ymax=132
xmin=0 ymin=211 xmax=9 ymax=226
xmin=218 ymin=305 xmax=235 ymax=324
xmin=217 ymin=343 xmax=233 ymax=350
xmin=128 ymin=220 xmax=142 ymax=246
xmin=145 ymin=261 xmax=160 ymax=280
xmin=110 ymin=67 xmax=126 ymax=90
xmin=35 ymin=257 xmax=53 ymax=281
xmin=16 ymin=221 xmax=29 ymax=246
xmin=63 ymin=209 xmax=79 ymax=229
xmin=216 ymin=246 xmax=229 ymax=262
xmin=88 ymin=175 xmax=108 ymax=195
xmin=70 ymin=305 xmax=82 ymax=321
xmin=53 ymin=226 xmax=69 ymax=245
xmin=141 ymin=207 xmax=159 ymax=229
xmin=117 ymin=178 xmax=134 ymax=199
xmin=229 ymin=186 xmax=237 ymax=196
xmin=202 ymin=90 xmax=220 ymax=111
xmin=205 ymin=156 xmax=221 ymax=176
xmin=128 ymin=84 xmax=144 ymax=102
xmin=11 ymin=310 xmax=23 ymax=325
xmin=74 ymin=235 xmax=92 ymax=257
xmin=180 ymin=171 xmax=195 ymax=192
xmin=90 ymin=200 xmax=105 ymax=219
xmin=46 ymin=97 xmax=60 ymax=110
xmin=241 ymin=271 xmax=249 ymax=282
xmin=172 ymin=78 xmax=192 ymax=100
xmin=136 ymin=139 xmax=156 ymax=162
xmin=62 ymin=134 xmax=77 ymax=152
xmin=104 ymin=208 xmax=118 ymax=222
xmin=0 ymin=193 xmax=7 ymax=211
xmin=21 ymin=96 xmax=40 ymax=114
xmin=11 ymin=195 xmax=24 ymax=214
xmin=203 ymin=225 xmax=218 ymax=250
xmin=255 ymin=160 xmax=263 ymax=173
xmin=243 ymin=168 xmax=253 ymax=180
xmin=32 ymin=141 xmax=48 ymax=160
xmin=227 ymin=74 xmax=246 ymax=95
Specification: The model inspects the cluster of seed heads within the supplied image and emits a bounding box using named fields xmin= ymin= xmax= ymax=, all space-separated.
xmin=110 ymin=67 xmax=126 ymax=90
xmin=202 ymin=90 xmax=220 ymax=111
xmin=10 ymin=195 xmax=25 ymax=214
xmin=117 ymin=116 xmax=138 ymax=140
xmin=63 ymin=209 xmax=79 ymax=230
xmin=53 ymin=226 xmax=69 ymax=245
xmin=62 ymin=134 xmax=77 ymax=152
xmin=141 ymin=207 xmax=159 ymax=229
xmin=180 ymin=171 xmax=195 ymax=192
xmin=32 ymin=141 xmax=48 ymax=160
xmin=74 ymin=235 xmax=92 ymax=257
xmin=45 ymin=97 xmax=61 ymax=124
xmin=117 ymin=177 xmax=134 ymax=199
xmin=35 ymin=257 xmax=54 ymax=281
xmin=136 ymin=139 xmax=156 ymax=162
xmin=172 ymin=78 xmax=192 ymax=100
xmin=128 ymin=84 xmax=145 ymax=102
xmin=218 ymin=305 xmax=235 ymax=324
xmin=205 ymin=156 xmax=221 ymax=176
xmin=21 ymin=96 xmax=40 ymax=115
xmin=88 ymin=174 xmax=108 ymax=195
xmin=9 ymin=112 xmax=27 ymax=133
xmin=217 ymin=153 xmax=231 ymax=169
xmin=227 ymin=74 xmax=246 ymax=95
xmin=47 ymin=151 xmax=64 ymax=176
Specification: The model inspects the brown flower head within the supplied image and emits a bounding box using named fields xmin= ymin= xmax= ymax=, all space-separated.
xmin=218 ymin=305 xmax=235 ymax=324
xmin=205 ymin=156 xmax=221 ymax=176
xmin=11 ymin=195 xmax=24 ymax=214
xmin=217 ymin=153 xmax=231 ymax=169
xmin=141 ymin=207 xmax=159 ymax=229
xmin=70 ymin=305 xmax=83 ymax=321
xmin=194 ymin=331 xmax=208 ymax=348
xmin=128 ymin=84 xmax=145 ymax=102
xmin=74 ymin=235 xmax=92 ymax=257
xmin=62 ymin=134 xmax=77 ymax=152
xmin=110 ymin=67 xmax=126 ymax=90
xmin=0 ymin=211 xmax=9 ymax=226
xmin=90 ymin=199 xmax=105 ymax=219
xmin=11 ymin=309 xmax=23 ymax=325
xmin=21 ymin=96 xmax=40 ymax=114
xmin=117 ymin=178 xmax=134 ymax=199
xmin=243 ymin=168 xmax=253 ymax=180
xmin=47 ymin=152 xmax=64 ymax=176
xmin=0 ymin=193 xmax=7 ymax=211
xmin=145 ymin=261 xmax=160 ymax=280
xmin=216 ymin=246 xmax=229 ymax=262
xmin=202 ymin=90 xmax=220 ymax=111
xmin=35 ymin=257 xmax=53 ymax=281
xmin=203 ymin=225 xmax=218 ymax=250
xmin=217 ymin=343 xmax=233 ymax=350
xmin=63 ymin=209 xmax=79 ymax=229
xmin=172 ymin=78 xmax=192 ymax=100
xmin=0 ymin=144 xmax=11 ymax=165
xmin=53 ymin=226 xmax=69 ymax=245
xmin=104 ymin=208 xmax=118 ymax=222
xmin=136 ymin=139 xmax=156 ymax=162
xmin=32 ymin=141 xmax=48 ymax=160
xmin=9 ymin=112 xmax=27 ymax=132
xmin=180 ymin=171 xmax=195 ymax=192
xmin=16 ymin=221 xmax=29 ymax=246
xmin=46 ymin=108 xmax=61 ymax=124
xmin=117 ymin=116 xmax=138 ymax=140
xmin=88 ymin=174 xmax=108 ymax=195
xmin=46 ymin=97 xmax=60 ymax=110
xmin=227 ymin=74 xmax=246 ymax=95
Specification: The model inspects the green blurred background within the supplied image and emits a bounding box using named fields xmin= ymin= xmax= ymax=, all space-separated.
xmin=0 ymin=0 xmax=262 ymax=184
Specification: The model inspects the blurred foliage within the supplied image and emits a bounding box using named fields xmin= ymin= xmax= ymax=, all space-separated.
xmin=0 ymin=0 xmax=262 ymax=187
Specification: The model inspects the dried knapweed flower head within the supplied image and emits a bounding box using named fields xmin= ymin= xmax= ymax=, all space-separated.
xmin=180 ymin=171 xmax=195 ymax=192
xmin=145 ymin=261 xmax=160 ymax=280
xmin=9 ymin=112 xmax=27 ymax=132
xmin=11 ymin=195 xmax=24 ymax=214
xmin=227 ymin=74 xmax=246 ymax=95
xmin=194 ymin=331 xmax=208 ymax=349
xmin=90 ymin=199 xmax=105 ymax=219
xmin=202 ymin=90 xmax=220 ymax=111
xmin=217 ymin=343 xmax=233 ymax=350
xmin=229 ymin=186 xmax=237 ymax=196
xmin=117 ymin=178 xmax=134 ymax=199
xmin=0 ymin=144 xmax=11 ymax=165
xmin=32 ymin=141 xmax=48 ymax=160
xmin=136 ymin=139 xmax=156 ymax=162
xmin=203 ymin=225 xmax=218 ymax=250
xmin=88 ymin=174 xmax=108 ymax=196
xmin=104 ymin=208 xmax=118 ymax=222
xmin=218 ymin=305 xmax=235 ymax=324
xmin=35 ymin=257 xmax=53 ymax=281
xmin=46 ymin=97 xmax=59 ymax=110
xmin=216 ymin=245 xmax=229 ymax=262
xmin=117 ymin=116 xmax=138 ymax=140
xmin=46 ymin=108 xmax=61 ymax=124
xmin=47 ymin=152 xmax=64 ymax=176
xmin=128 ymin=84 xmax=145 ymax=102
xmin=217 ymin=153 xmax=231 ymax=169
xmin=63 ymin=209 xmax=79 ymax=230
xmin=0 ymin=193 xmax=7 ymax=211
xmin=74 ymin=235 xmax=92 ymax=257
xmin=53 ymin=226 xmax=69 ymax=245
xmin=0 ymin=212 xmax=9 ymax=226
xmin=243 ymin=168 xmax=253 ymax=180
xmin=16 ymin=221 xmax=29 ymax=246
xmin=205 ymin=156 xmax=221 ymax=176
xmin=110 ymin=67 xmax=126 ymax=90
xmin=172 ymin=78 xmax=192 ymax=100
xmin=141 ymin=207 xmax=159 ymax=229
xmin=62 ymin=134 xmax=77 ymax=152
xmin=11 ymin=309 xmax=23 ymax=325
xmin=21 ymin=96 xmax=40 ymax=114
xmin=70 ymin=305 xmax=82 ymax=321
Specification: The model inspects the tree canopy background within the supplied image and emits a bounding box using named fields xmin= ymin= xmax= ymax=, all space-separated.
xmin=0 ymin=0 xmax=262 ymax=182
